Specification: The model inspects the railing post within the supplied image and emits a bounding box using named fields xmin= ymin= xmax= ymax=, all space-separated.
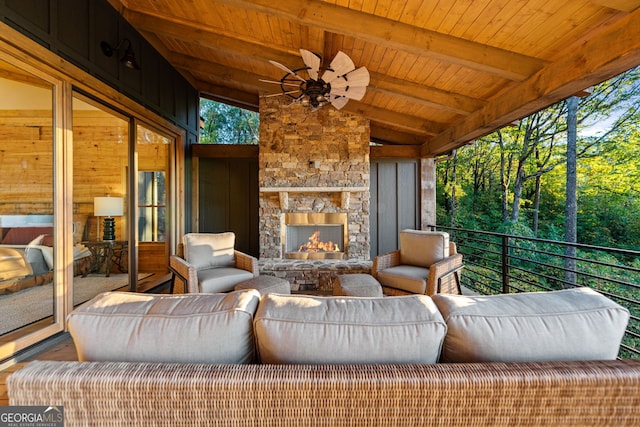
xmin=501 ymin=235 xmax=510 ymax=294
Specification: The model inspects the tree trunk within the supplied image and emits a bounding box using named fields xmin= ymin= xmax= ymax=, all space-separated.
xmin=449 ymin=150 xmax=458 ymax=227
xmin=498 ymin=131 xmax=509 ymax=222
xmin=532 ymin=174 xmax=541 ymax=236
xmin=564 ymin=96 xmax=578 ymax=287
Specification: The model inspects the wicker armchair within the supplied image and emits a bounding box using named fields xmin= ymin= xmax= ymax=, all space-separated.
xmin=169 ymin=232 xmax=258 ymax=294
xmin=372 ymin=229 xmax=463 ymax=296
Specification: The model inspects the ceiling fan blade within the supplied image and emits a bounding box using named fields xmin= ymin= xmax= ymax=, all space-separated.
xmin=321 ymin=51 xmax=355 ymax=83
xmin=269 ymin=60 xmax=306 ymax=82
xmin=259 ymin=79 xmax=300 ymax=87
xmin=300 ymin=49 xmax=321 ymax=80
xmin=345 ymin=67 xmax=370 ymax=87
xmin=330 ymin=85 xmax=367 ymax=101
xmin=328 ymin=96 xmax=349 ymax=110
xmin=261 ymin=89 xmax=302 ymax=98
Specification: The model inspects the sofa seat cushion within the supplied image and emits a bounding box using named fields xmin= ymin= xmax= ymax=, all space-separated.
xmin=377 ymin=265 xmax=430 ymax=294
xmin=432 ymin=287 xmax=630 ymax=363
xmin=254 ymin=294 xmax=447 ymax=364
xmin=198 ymin=267 xmax=254 ymax=293
xmin=68 ymin=290 xmax=260 ymax=364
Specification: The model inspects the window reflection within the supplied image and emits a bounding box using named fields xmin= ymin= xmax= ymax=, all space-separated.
xmin=0 ymin=60 xmax=55 ymax=339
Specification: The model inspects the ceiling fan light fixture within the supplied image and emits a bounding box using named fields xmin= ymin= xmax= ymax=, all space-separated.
xmin=264 ymin=50 xmax=368 ymax=110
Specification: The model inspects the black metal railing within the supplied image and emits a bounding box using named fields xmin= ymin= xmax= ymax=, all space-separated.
xmin=429 ymin=225 xmax=640 ymax=359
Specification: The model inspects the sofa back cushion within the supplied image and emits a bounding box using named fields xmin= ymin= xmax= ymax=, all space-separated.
xmin=254 ymin=294 xmax=447 ymax=364
xmin=68 ymin=290 xmax=260 ymax=364
xmin=399 ymin=230 xmax=449 ymax=267
xmin=183 ymin=232 xmax=235 ymax=270
xmin=432 ymin=287 xmax=629 ymax=363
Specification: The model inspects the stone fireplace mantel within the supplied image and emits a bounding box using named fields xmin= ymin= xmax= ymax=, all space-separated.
xmin=260 ymin=187 xmax=368 ymax=210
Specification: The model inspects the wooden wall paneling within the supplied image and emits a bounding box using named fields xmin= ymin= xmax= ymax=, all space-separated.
xmin=198 ymin=157 xmax=259 ymax=257
xmin=370 ymin=159 xmax=420 ymax=257
xmin=199 ymin=158 xmax=229 ymax=233
xmin=56 ymin=0 xmax=90 ymax=62
xmin=3 ymin=0 xmax=50 ymax=36
xmin=141 ymin=47 xmax=161 ymax=109
xmin=228 ymin=157 xmax=259 ymax=257
xmin=373 ymin=161 xmax=399 ymax=256
xmin=397 ymin=161 xmax=419 ymax=231
xmin=92 ymin=0 xmax=120 ymax=83
xmin=369 ymin=159 xmax=379 ymax=257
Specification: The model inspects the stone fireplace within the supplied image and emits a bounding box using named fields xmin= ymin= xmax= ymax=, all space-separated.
xmin=259 ymin=96 xmax=370 ymax=261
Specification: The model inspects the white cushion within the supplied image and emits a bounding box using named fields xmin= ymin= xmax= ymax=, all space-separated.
xmin=198 ymin=267 xmax=255 ymax=293
xmin=183 ymin=232 xmax=235 ymax=270
xmin=68 ymin=290 xmax=260 ymax=364
xmin=432 ymin=287 xmax=630 ymax=363
xmin=254 ymin=294 xmax=447 ymax=364
xmin=399 ymin=230 xmax=449 ymax=268
xmin=377 ymin=265 xmax=430 ymax=294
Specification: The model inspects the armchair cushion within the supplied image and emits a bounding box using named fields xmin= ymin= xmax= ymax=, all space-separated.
xmin=399 ymin=230 xmax=449 ymax=267
xmin=198 ymin=267 xmax=255 ymax=293
xmin=432 ymin=287 xmax=630 ymax=363
xmin=183 ymin=232 xmax=235 ymax=270
xmin=377 ymin=265 xmax=430 ymax=294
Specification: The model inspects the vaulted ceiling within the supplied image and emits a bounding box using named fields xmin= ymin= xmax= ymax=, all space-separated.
xmin=108 ymin=0 xmax=640 ymax=156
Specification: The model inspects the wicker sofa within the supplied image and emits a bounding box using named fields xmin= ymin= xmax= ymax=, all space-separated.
xmin=8 ymin=287 xmax=640 ymax=426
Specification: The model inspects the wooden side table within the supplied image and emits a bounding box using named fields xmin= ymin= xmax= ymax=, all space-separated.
xmin=81 ymin=241 xmax=128 ymax=277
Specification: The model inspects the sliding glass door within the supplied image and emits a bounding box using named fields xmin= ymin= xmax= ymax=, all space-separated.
xmin=0 ymin=56 xmax=58 ymax=354
xmin=72 ymin=94 xmax=131 ymax=299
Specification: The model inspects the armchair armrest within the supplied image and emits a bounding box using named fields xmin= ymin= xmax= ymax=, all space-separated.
xmin=371 ymin=250 xmax=401 ymax=278
xmin=427 ymin=253 xmax=463 ymax=295
xmin=234 ymin=251 xmax=259 ymax=277
xmin=169 ymin=255 xmax=199 ymax=293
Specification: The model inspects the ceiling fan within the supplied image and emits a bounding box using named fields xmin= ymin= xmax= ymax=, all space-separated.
xmin=261 ymin=49 xmax=370 ymax=110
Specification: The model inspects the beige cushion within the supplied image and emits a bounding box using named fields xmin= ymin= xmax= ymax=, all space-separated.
xmin=254 ymin=294 xmax=446 ymax=364
xmin=432 ymin=287 xmax=629 ymax=363
xmin=333 ymin=274 xmax=383 ymax=297
xmin=183 ymin=232 xmax=235 ymax=270
xmin=198 ymin=267 xmax=255 ymax=293
xmin=399 ymin=230 xmax=449 ymax=268
xmin=234 ymin=275 xmax=291 ymax=295
xmin=377 ymin=265 xmax=430 ymax=294
xmin=68 ymin=290 xmax=260 ymax=364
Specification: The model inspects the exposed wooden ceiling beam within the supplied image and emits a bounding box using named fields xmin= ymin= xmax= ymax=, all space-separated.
xmin=198 ymin=81 xmax=259 ymax=111
xmin=170 ymin=52 xmax=444 ymax=138
xmin=423 ymin=7 xmax=640 ymax=156
xmin=122 ymin=8 xmax=482 ymax=116
xmin=588 ymin=0 xmax=640 ymax=12
xmin=216 ymin=0 xmax=545 ymax=81
xmin=369 ymin=124 xmax=427 ymax=146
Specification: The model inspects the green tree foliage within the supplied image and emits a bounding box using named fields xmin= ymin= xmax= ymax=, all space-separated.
xmin=199 ymin=99 xmax=259 ymax=144
xmin=437 ymin=65 xmax=640 ymax=250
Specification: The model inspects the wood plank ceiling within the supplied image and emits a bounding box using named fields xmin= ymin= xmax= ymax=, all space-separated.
xmin=108 ymin=0 xmax=640 ymax=156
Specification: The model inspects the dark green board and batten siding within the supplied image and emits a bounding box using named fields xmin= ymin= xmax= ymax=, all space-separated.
xmin=196 ymin=155 xmax=420 ymax=259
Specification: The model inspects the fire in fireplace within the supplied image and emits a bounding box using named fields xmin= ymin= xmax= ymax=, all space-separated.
xmin=282 ymin=213 xmax=348 ymax=260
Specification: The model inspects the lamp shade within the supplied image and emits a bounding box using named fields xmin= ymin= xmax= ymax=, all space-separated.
xmin=94 ymin=197 xmax=123 ymax=217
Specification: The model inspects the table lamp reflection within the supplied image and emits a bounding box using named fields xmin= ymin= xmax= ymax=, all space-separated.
xmin=94 ymin=196 xmax=123 ymax=241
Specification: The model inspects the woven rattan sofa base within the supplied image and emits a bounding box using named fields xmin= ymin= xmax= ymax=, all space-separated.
xmin=9 ymin=359 xmax=640 ymax=426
